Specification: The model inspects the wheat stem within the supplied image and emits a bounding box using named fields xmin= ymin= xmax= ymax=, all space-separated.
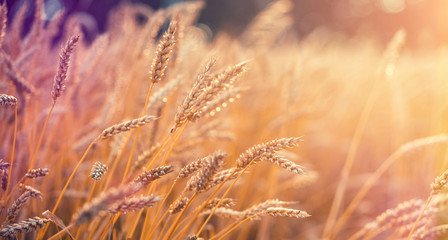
xmin=162 ymin=192 xmax=197 ymax=240
xmin=28 ymin=103 xmax=55 ymax=180
xmin=4 ymin=105 xmax=17 ymax=199
xmin=195 ymin=164 xmax=250 ymax=237
xmin=330 ymin=134 xmax=448 ymax=238
xmin=216 ymin=215 xmax=258 ymax=240
xmin=121 ymin=83 xmax=155 ymax=184
xmin=38 ymin=140 xmax=96 ymax=239
xmin=406 ymin=194 xmax=433 ymax=239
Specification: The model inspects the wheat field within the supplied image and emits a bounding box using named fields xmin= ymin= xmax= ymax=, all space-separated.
xmin=0 ymin=0 xmax=447 ymax=239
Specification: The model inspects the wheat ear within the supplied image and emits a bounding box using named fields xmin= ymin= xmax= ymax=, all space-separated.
xmin=51 ymin=35 xmax=80 ymax=103
xmin=0 ymin=217 xmax=51 ymax=238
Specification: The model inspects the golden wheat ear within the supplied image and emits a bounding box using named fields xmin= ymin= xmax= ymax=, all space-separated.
xmin=0 ymin=217 xmax=52 ymax=238
xmin=0 ymin=94 xmax=18 ymax=106
xmin=51 ymin=35 xmax=80 ymax=103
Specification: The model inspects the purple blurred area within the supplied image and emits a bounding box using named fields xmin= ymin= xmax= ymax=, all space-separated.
xmin=4 ymin=0 xmax=446 ymax=46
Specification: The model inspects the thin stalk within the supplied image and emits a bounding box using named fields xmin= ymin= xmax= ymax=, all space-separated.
xmin=145 ymin=182 xmax=177 ymax=239
xmin=5 ymin=105 xmax=18 ymax=196
xmin=176 ymin=169 xmax=239 ymax=240
xmin=87 ymin=181 xmax=97 ymax=203
xmin=38 ymin=140 xmax=97 ymax=239
xmin=195 ymin=165 xmax=250 ymax=237
xmin=29 ymin=103 xmax=55 ymax=172
xmin=128 ymin=209 xmax=145 ymax=239
xmin=2 ymin=175 xmax=26 ymax=207
xmin=134 ymin=123 xmax=187 ymax=239
xmin=323 ymin=81 xmax=379 ymax=239
xmin=162 ymin=192 xmax=197 ymax=240
xmin=216 ymin=215 xmax=257 ymax=240
xmin=210 ymin=222 xmax=237 ymax=240
xmin=407 ymin=194 xmax=433 ymax=240
xmin=100 ymin=216 xmax=116 ymax=240
xmin=47 ymin=224 xmax=75 ymax=240
xmin=330 ymin=134 xmax=448 ymax=238
xmin=117 ymin=135 xmax=173 ymax=240
xmin=121 ymin=83 xmax=155 ymax=183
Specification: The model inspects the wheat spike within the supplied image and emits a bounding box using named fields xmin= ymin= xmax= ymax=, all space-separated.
xmin=0 ymin=217 xmax=51 ymax=238
xmin=236 ymin=137 xmax=302 ymax=169
xmin=0 ymin=159 xmax=10 ymax=170
xmin=0 ymin=94 xmax=18 ymax=106
xmin=431 ymin=169 xmax=448 ymax=194
xmin=72 ymin=183 xmax=142 ymax=225
xmin=174 ymin=58 xmax=217 ymax=128
xmin=186 ymin=151 xmax=226 ymax=192
xmin=51 ymin=35 xmax=80 ymax=102
xmin=107 ymin=195 xmax=161 ymax=214
xmin=0 ymin=2 xmax=6 ymax=48
xmin=170 ymin=197 xmax=189 ymax=214
xmin=204 ymin=198 xmax=235 ymax=209
xmin=91 ymin=162 xmax=107 ymax=181
xmin=202 ymin=168 xmax=240 ymax=191
xmin=1 ymin=169 xmax=8 ymax=190
xmin=177 ymin=155 xmax=210 ymax=179
xmin=241 ymin=199 xmax=295 ymax=219
xmin=202 ymin=207 xmax=242 ymax=220
xmin=7 ymin=186 xmax=43 ymax=223
xmin=411 ymin=224 xmax=448 ymax=240
xmin=134 ymin=165 xmax=174 ymax=185
xmin=149 ymin=19 xmax=177 ymax=83
xmin=262 ymin=207 xmax=311 ymax=219
xmin=263 ymin=153 xmax=304 ymax=175
xmin=353 ymin=199 xmax=425 ymax=239
xmin=99 ymin=116 xmax=157 ymax=140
